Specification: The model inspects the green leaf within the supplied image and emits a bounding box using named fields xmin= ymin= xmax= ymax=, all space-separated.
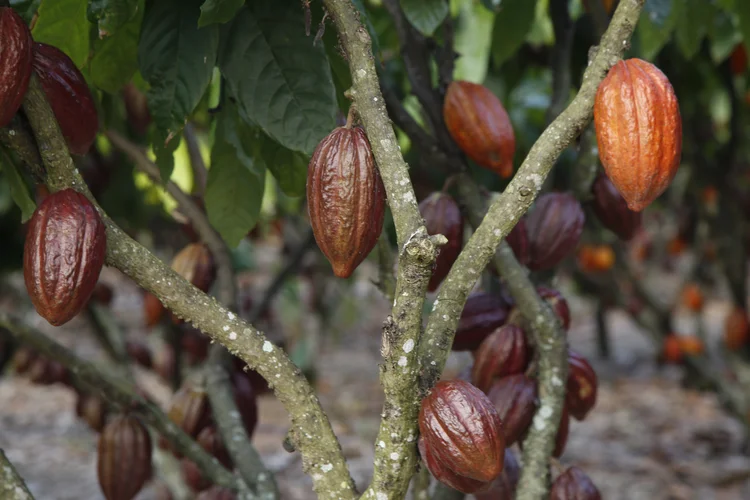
xmin=636 ymin=3 xmax=676 ymax=60
xmin=642 ymin=0 xmax=672 ymax=28
xmin=674 ymin=0 xmax=710 ymax=60
xmin=87 ymin=0 xmax=139 ymax=36
xmin=151 ymin=128 xmax=181 ymax=181
xmin=709 ymin=10 xmax=742 ymax=63
xmin=733 ymin=0 xmax=750 ymax=53
xmin=400 ymin=0 xmax=448 ymax=36
xmin=218 ymin=0 xmax=336 ymax=155
xmin=199 ymin=0 xmax=245 ymax=26
xmin=9 ymin=0 xmax=41 ymax=24
xmin=491 ymin=0 xmax=538 ymax=67
xmin=206 ymin=104 xmax=266 ymax=248
xmin=0 ymin=152 xmax=36 ymax=222
xmin=257 ymin=135 xmax=307 ymax=197
xmin=32 ymin=0 xmax=90 ymax=68
xmin=138 ymin=0 xmax=220 ymax=135
xmin=480 ymin=0 xmax=504 ymax=13
xmin=90 ymin=0 xmax=144 ymax=93
xmin=454 ymin=0 xmax=495 ymax=83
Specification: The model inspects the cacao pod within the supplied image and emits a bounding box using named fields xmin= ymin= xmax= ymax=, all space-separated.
xmin=680 ymin=283 xmax=703 ymax=312
xmin=419 ymin=192 xmax=464 ymax=291
xmin=594 ymin=58 xmax=682 ymax=211
xmin=28 ymin=357 xmax=69 ymax=385
xmin=97 ymin=414 xmax=153 ymax=500
xmin=724 ymin=307 xmax=749 ymax=351
xmin=472 ymin=324 xmax=529 ymax=393
xmin=730 ymin=44 xmax=748 ymax=76
xmin=576 ymin=244 xmax=615 ymax=273
xmin=0 ymin=7 xmax=32 ymax=127
xmin=678 ymin=335 xmax=704 ymax=356
xmin=487 ymin=374 xmax=537 ymax=446
xmin=453 ymin=292 xmax=510 ymax=351
xmin=590 ymin=174 xmax=642 ymax=240
xmin=526 ymin=192 xmax=584 ymax=271
xmin=550 ymin=466 xmax=602 ymax=500
xmin=32 ymin=42 xmax=99 ymax=155
xmin=553 ymin=404 xmax=570 ymax=458
xmin=166 ymin=385 xmax=212 ymax=443
xmin=662 ymin=335 xmax=683 ymax=364
xmin=125 ymin=340 xmax=153 ymax=368
xmin=443 ymin=80 xmax=516 ymax=178
xmin=171 ymin=243 xmax=216 ymax=293
xmin=307 ymin=125 xmax=386 ymax=278
xmin=418 ymin=436 xmax=492 ymax=494
xmin=182 ymin=426 xmax=232 ymax=492
xmin=91 ymin=282 xmax=114 ymax=306
xmin=232 ymin=370 xmax=259 ymax=437
xmin=232 ymin=355 xmax=272 ymax=396
xmin=24 ymin=189 xmax=107 ymax=326
xmin=506 ymin=217 xmax=530 ymax=266
xmin=12 ymin=345 xmax=38 ymax=374
xmin=536 ymin=286 xmax=571 ymax=331
xmin=196 ymin=487 xmax=236 ymax=500
xmin=566 ymin=350 xmax=598 ymax=421
xmin=419 ymin=379 xmax=505 ymax=482
xmin=75 ymin=391 xmax=109 ymax=432
xmin=475 ymin=449 xmax=521 ymax=500
xmin=143 ymin=292 xmax=164 ymax=328
xmin=182 ymin=326 xmax=210 ymax=365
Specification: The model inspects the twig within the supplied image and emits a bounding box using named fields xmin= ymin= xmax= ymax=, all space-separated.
xmin=0 ymin=448 xmax=34 ymax=500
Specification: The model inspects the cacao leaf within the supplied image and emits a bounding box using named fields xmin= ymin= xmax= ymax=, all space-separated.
xmin=151 ymin=128 xmax=181 ymax=181
xmin=643 ymin=0 xmax=672 ymax=27
xmin=0 ymin=152 xmax=35 ymax=222
xmin=257 ymin=135 xmax=307 ymax=198
xmin=708 ymin=11 xmax=742 ymax=64
xmin=198 ymin=0 xmax=245 ymax=27
xmin=636 ymin=4 xmax=676 ymax=61
xmin=9 ymin=0 xmax=41 ymax=24
xmin=89 ymin=0 xmax=144 ymax=93
xmin=31 ymin=0 xmax=90 ymax=69
xmin=674 ymin=0 xmax=710 ymax=60
xmin=400 ymin=0 xmax=448 ymax=37
xmin=87 ymin=0 xmax=139 ymax=36
xmin=491 ymin=0 xmax=538 ymax=67
xmin=218 ymin=0 xmax=336 ymax=155
xmin=206 ymin=103 xmax=265 ymax=248
xmin=733 ymin=0 xmax=750 ymax=53
xmin=138 ymin=0 xmax=219 ymax=136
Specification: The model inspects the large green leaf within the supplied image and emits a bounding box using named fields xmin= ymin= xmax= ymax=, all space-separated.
xmin=733 ymin=0 xmax=750 ymax=53
xmin=454 ymin=0 xmax=495 ymax=83
xmin=90 ymin=0 xmax=144 ymax=93
xmin=87 ymin=0 xmax=139 ymax=36
xmin=400 ymin=0 xmax=448 ymax=36
xmin=138 ymin=0 xmax=219 ymax=136
xmin=32 ymin=0 xmax=90 ymax=68
xmin=199 ymin=0 xmax=245 ymax=26
xmin=218 ymin=0 xmax=336 ymax=155
xmin=675 ymin=0 xmax=711 ymax=60
xmin=491 ymin=0 xmax=538 ymax=67
xmin=636 ymin=2 xmax=677 ymax=60
xmin=257 ymin=135 xmax=307 ymax=197
xmin=151 ymin=128 xmax=181 ymax=181
xmin=9 ymin=0 xmax=41 ymax=24
xmin=709 ymin=10 xmax=742 ymax=63
xmin=206 ymin=104 xmax=266 ymax=248
xmin=642 ymin=0 xmax=672 ymax=28
xmin=0 ymin=152 xmax=35 ymax=222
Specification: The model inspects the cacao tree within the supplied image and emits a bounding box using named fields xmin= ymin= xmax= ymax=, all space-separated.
xmin=0 ymin=0 xmax=748 ymax=499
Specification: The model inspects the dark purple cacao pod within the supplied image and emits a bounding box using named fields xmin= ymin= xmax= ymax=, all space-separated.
xmin=166 ymin=385 xmax=212 ymax=444
xmin=231 ymin=370 xmax=259 ymax=437
xmin=32 ymin=43 xmax=99 ymax=155
xmin=506 ymin=217 xmax=530 ymax=266
xmin=487 ymin=374 xmax=537 ymax=445
xmin=76 ymin=391 xmax=109 ymax=432
xmin=418 ymin=436 xmax=492 ymax=494
xmin=566 ymin=349 xmax=598 ymax=421
xmin=91 ymin=281 xmax=114 ymax=306
xmin=419 ymin=380 xmax=505 ymax=482
xmin=307 ymin=126 xmax=386 ymax=278
xmin=97 ymin=414 xmax=153 ymax=500
xmin=550 ymin=466 xmax=602 ymax=500
xmin=590 ymin=173 xmax=642 ymax=240
xmin=182 ymin=426 xmax=232 ymax=492
xmin=475 ymin=449 xmax=521 ymax=500
xmin=125 ymin=340 xmax=153 ymax=368
xmin=526 ymin=192 xmax=585 ymax=271
xmin=24 ymin=189 xmax=107 ymax=326
xmin=554 ymin=404 xmax=570 ymax=458
xmin=0 ymin=7 xmax=32 ymax=127
xmin=171 ymin=243 xmax=216 ymax=293
xmin=536 ymin=286 xmax=571 ymax=331
xmin=453 ymin=292 xmax=510 ymax=351
xmin=472 ymin=324 xmax=529 ymax=393
xmin=419 ymin=192 xmax=464 ymax=291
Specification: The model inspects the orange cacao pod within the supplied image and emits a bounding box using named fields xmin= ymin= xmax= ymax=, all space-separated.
xmin=0 ymin=7 xmax=32 ymax=127
xmin=443 ymin=80 xmax=516 ymax=178
xmin=724 ymin=307 xmax=749 ymax=350
xmin=526 ymin=192 xmax=585 ymax=271
xmin=418 ymin=436 xmax=492 ymax=494
xmin=307 ymin=125 xmax=386 ymax=278
xmin=419 ymin=192 xmax=464 ymax=292
xmin=550 ymin=466 xmax=602 ymax=500
xmin=594 ymin=58 xmax=682 ymax=211
xmin=419 ymin=380 xmax=505 ymax=482
xmin=143 ymin=291 xmax=164 ymax=328
xmin=472 ymin=324 xmax=530 ymax=393
xmin=97 ymin=414 xmax=153 ymax=500
xmin=171 ymin=243 xmax=216 ymax=293
xmin=475 ymin=449 xmax=521 ymax=500
xmin=662 ymin=335 xmax=683 ymax=364
xmin=680 ymin=283 xmax=704 ymax=312
xmin=566 ymin=350 xmax=598 ymax=421
xmin=453 ymin=292 xmax=511 ymax=351
xmin=24 ymin=189 xmax=107 ymax=326
xmin=487 ymin=374 xmax=537 ymax=446
xmin=590 ymin=173 xmax=641 ymax=240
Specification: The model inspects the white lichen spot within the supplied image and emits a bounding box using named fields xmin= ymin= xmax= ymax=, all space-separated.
xmin=229 ymin=332 xmax=237 ymax=340
xmin=228 ymin=312 xmax=235 ymax=320
xmin=403 ymin=339 xmax=414 ymax=353
xmin=380 ymin=139 xmax=392 ymax=152
xmin=527 ymin=173 xmax=544 ymax=191
xmin=379 ymin=441 xmax=386 ymax=448
xmin=430 ymin=361 xmax=436 ymax=366
xmin=377 ymin=493 xmax=388 ymax=500
xmin=262 ymin=341 xmax=273 ymax=352
xmin=403 ymin=191 xmax=415 ymax=203
xmin=551 ymin=375 xmax=563 ymax=387
xmin=223 ymin=326 xmax=230 ymax=331
xmin=320 ymin=463 xmax=333 ymax=472
xmin=494 ymin=229 xmax=502 ymax=237
xmin=397 ymin=356 xmax=407 ymax=366
xmin=357 ymin=69 xmax=366 ymax=78
xmin=390 ymin=452 xmax=399 ymax=460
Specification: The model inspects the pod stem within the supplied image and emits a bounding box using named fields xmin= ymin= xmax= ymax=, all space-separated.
xmin=344 ymin=105 xmax=357 ymax=129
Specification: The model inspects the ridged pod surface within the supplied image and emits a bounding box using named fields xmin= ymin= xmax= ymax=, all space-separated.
xmin=171 ymin=243 xmax=216 ymax=293
xmin=526 ymin=192 xmax=584 ymax=271
xmin=475 ymin=449 xmax=521 ymax=500
xmin=307 ymin=126 xmax=386 ymax=278
xmin=472 ymin=324 xmax=529 ymax=393
xmin=566 ymin=350 xmax=598 ymax=421
xmin=23 ymin=189 xmax=107 ymax=326
xmin=0 ymin=7 xmax=32 ymax=127
xmin=418 ymin=436 xmax=491 ymax=494
xmin=594 ymin=58 xmax=682 ymax=211
xmin=419 ymin=192 xmax=464 ymax=291
xmin=590 ymin=173 xmax=642 ymax=240
xmin=97 ymin=414 xmax=153 ymax=500
xmin=444 ymin=80 xmax=516 ymax=178
xmin=453 ymin=292 xmax=511 ymax=351
xmin=550 ymin=466 xmax=602 ymax=500
xmin=487 ymin=374 xmax=537 ymax=446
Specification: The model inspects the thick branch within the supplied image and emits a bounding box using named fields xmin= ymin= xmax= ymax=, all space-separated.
xmin=0 ymin=448 xmax=34 ymax=500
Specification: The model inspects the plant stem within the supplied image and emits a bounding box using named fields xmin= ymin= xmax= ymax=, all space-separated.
xmin=0 ymin=448 xmax=35 ymax=500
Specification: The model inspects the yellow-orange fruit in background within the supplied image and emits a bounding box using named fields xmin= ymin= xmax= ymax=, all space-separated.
xmin=582 ymin=0 xmax=616 ymax=15
xmin=680 ymin=283 xmax=704 ymax=312
xmin=594 ymin=59 xmax=682 ymax=212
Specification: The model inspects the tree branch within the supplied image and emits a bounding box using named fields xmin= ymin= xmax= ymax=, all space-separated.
xmin=0 ymin=448 xmax=34 ymax=500
xmin=0 ymin=114 xmax=44 ymax=182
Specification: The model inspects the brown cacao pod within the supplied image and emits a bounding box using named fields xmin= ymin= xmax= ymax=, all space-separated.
xmin=724 ymin=307 xmax=749 ymax=351
xmin=75 ymin=391 xmax=109 ymax=432
xmin=166 ymin=385 xmax=212 ymax=444
xmin=590 ymin=173 xmax=642 ymax=240
xmin=196 ymin=487 xmax=236 ymax=500
xmin=419 ymin=379 xmax=505 ymax=482
xmin=0 ymin=7 xmax=32 ymax=127
xmin=182 ymin=426 xmax=232 ymax=492
xmin=231 ymin=370 xmax=259 ymax=437
xmin=24 ymin=189 xmax=107 ymax=326
xmin=566 ymin=349 xmax=598 ymax=421
xmin=550 ymin=466 xmax=602 ymax=500
xmin=27 ymin=357 xmax=69 ymax=385
xmin=526 ymin=192 xmax=584 ymax=271
xmin=91 ymin=282 xmax=114 ymax=306
xmin=12 ymin=345 xmax=38 ymax=374
xmin=475 ymin=449 xmax=521 ymax=500
xmin=536 ymin=286 xmax=571 ymax=331
xmin=125 ymin=340 xmax=153 ymax=368
xmin=307 ymin=125 xmax=386 ymax=278
xmin=553 ymin=404 xmax=570 ymax=458
xmin=419 ymin=192 xmax=464 ymax=291
xmin=472 ymin=324 xmax=529 ymax=393
xmin=232 ymin=355 xmax=272 ymax=396
xmin=418 ymin=436 xmax=492 ymax=494
xmin=443 ymin=80 xmax=516 ymax=178
xmin=143 ymin=291 xmax=164 ymax=328
xmin=97 ymin=414 xmax=153 ymax=500
xmin=181 ymin=326 xmax=210 ymax=365
xmin=171 ymin=243 xmax=216 ymax=293
xmin=32 ymin=43 xmax=99 ymax=155
xmin=453 ymin=292 xmax=511 ymax=351
xmin=594 ymin=58 xmax=682 ymax=212
xmin=487 ymin=374 xmax=537 ymax=446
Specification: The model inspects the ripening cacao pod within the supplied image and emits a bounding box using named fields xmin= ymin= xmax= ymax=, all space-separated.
xmin=91 ymin=282 xmax=114 ymax=306
xmin=724 ymin=307 xmax=749 ymax=351
xmin=143 ymin=292 xmax=164 ymax=328
xmin=171 ymin=243 xmax=216 ymax=293
xmin=506 ymin=217 xmax=530 ymax=266
xmin=418 ymin=436 xmax=492 ymax=494
xmin=197 ymin=486 xmax=236 ymax=500
xmin=75 ymin=391 xmax=109 ymax=432
xmin=576 ymin=244 xmax=615 ymax=273
xmin=419 ymin=380 xmax=505 ymax=482
xmin=182 ymin=426 xmax=232 ymax=492
xmin=32 ymin=43 xmax=99 ymax=155
xmin=678 ymin=335 xmax=704 ymax=356
xmin=594 ymin=58 xmax=682 ymax=211
xmin=28 ymin=357 xmax=69 ymax=385
xmin=166 ymin=385 xmax=212 ymax=444
xmin=231 ymin=370 xmax=259 ymax=437
xmin=182 ymin=326 xmax=210 ymax=365
xmin=472 ymin=324 xmax=529 ymax=393
xmin=525 ymin=192 xmax=584 ymax=271
xmin=443 ymin=81 xmax=516 ymax=178
xmin=419 ymin=192 xmax=464 ymax=291
xmin=0 ymin=7 xmax=32 ymax=127
xmin=566 ymin=350 xmax=598 ymax=421
xmin=475 ymin=449 xmax=521 ymax=500
xmin=307 ymin=125 xmax=386 ymax=278
xmin=536 ymin=286 xmax=571 ymax=331
xmin=24 ymin=189 xmax=107 ymax=326
xmin=487 ymin=374 xmax=537 ymax=446
xmin=590 ymin=174 xmax=642 ymax=240
xmin=662 ymin=335 xmax=683 ymax=364
xmin=97 ymin=414 xmax=153 ymax=500
xmin=453 ymin=292 xmax=510 ymax=351
xmin=680 ymin=283 xmax=703 ymax=312
xmin=730 ymin=44 xmax=748 ymax=76
xmin=550 ymin=466 xmax=602 ymax=500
